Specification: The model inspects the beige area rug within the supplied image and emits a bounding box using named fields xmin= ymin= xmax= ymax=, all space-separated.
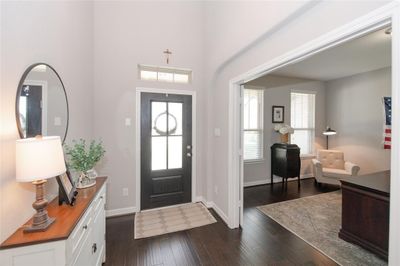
xmin=134 ymin=202 xmax=217 ymax=239
xmin=258 ymin=191 xmax=387 ymax=266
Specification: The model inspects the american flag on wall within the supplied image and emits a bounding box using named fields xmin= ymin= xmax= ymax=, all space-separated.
xmin=383 ymin=97 xmax=392 ymax=149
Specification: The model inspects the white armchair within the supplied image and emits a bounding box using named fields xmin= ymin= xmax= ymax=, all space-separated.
xmin=312 ymin=150 xmax=360 ymax=185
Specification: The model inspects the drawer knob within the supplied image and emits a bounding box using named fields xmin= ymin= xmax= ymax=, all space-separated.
xmin=92 ymin=243 xmax=97 ymax=253
xmin=100 ymin=196 xmax=103 ymax=199
xmin=83 ymin=225 xmax=88 ymax=230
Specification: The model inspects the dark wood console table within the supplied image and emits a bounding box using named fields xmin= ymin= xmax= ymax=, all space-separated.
xmin=339 ymin=171 xmax=390 ymax=260
xmin=270 ymin=143 xmax=301 ymax=187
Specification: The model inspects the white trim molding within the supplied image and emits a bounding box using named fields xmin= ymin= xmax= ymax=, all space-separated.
xmin=195 ymin=196 xmax=229 ymax=225
xmin=226 ymin=2 xmax=400 ymax=265
xmin=195 ymin=196 xmax=213 ymax=208
xmin=106 ymin=206 xmax=138 ymax=218
xmin=135 ymin=87 xmax=197 ymax=212
xmin=210 ymin=202 xmax=229 ymax=226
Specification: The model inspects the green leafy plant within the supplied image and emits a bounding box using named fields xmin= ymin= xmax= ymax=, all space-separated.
xmin=64 ymin=139 xmax=106 ymax=173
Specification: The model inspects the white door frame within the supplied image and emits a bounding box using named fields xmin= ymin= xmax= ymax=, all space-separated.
xmin=135 ymin=87 xmax=197 ymax=211
xmin=227 ymin=2 xmax=400 ymax=264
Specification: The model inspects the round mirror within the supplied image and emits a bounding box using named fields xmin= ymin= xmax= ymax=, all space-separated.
xmin=16 ymin=63 xmax=69 ymax=142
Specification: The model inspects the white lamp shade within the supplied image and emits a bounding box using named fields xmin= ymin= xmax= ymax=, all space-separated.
xmin=16 ymin=136 xmax=66 ymax=182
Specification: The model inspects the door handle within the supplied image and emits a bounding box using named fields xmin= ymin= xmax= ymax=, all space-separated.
xmin=186 ymin=152 xmax=192 ymax=157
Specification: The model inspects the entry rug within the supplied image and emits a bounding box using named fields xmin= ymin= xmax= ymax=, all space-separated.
xmin=257 ymin=191 xmax=387 ymax=266
xmin=134 ymin=202 xmax=217 ymax=239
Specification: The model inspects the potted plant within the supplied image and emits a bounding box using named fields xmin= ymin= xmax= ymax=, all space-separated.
xmin=274 ymin=124 xmax=294 ymax=143
xmin=64 ymin=139 xmax=106 ymax=189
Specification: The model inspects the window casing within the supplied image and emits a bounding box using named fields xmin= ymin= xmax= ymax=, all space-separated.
xmin=290 ymin=91 xmax=316 ymax=155
xmin=243 ymin=89 xmax=264 ymax=161
xmin=138 ymin=64 xmax=192 ymax=84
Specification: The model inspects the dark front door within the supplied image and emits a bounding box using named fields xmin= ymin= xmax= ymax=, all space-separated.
xmin=20 ymin=85 xmax=42 ymax=137
xmin=141 ymin=92 xmax=192 ymax=210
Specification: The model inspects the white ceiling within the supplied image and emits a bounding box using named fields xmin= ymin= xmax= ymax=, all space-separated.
xmin=270 ymin=28 xmax=391 ymax=81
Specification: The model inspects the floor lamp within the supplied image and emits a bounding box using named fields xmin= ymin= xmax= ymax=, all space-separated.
xmin=323 ymin=127 xmax=337 ymax=149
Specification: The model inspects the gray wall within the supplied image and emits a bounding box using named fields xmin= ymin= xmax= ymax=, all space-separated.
xmin=0 ymin=1 xmax=94 ymax=242
xmin=93 ymin=1 xmax=206 ymax=212
xmin=243 ymin=79 xmax=326 ymax=185
xmin=326 ymin=67 xmax=391 ymax=175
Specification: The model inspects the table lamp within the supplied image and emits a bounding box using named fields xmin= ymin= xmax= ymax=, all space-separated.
xmin=322 ymin=126 xmax=337 ymax=149
xmin=16 ymin=136 xmax=66 ymax=233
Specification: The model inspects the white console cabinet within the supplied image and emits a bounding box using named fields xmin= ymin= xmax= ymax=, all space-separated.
xmin=0 ymin=177 xmax=107 ymax=266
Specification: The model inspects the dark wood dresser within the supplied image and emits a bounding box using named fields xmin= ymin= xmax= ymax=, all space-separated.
xmin=270 ymin=143 xmax=301 ymax=186
xmin=339 ymin=171 xmax=390 ymax=260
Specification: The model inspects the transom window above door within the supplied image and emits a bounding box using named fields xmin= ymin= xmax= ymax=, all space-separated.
xmin=138 ymin=64 xmax=192 ymax=84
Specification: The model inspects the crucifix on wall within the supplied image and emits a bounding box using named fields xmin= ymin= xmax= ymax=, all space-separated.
xmin=163 ymin=49 xmax=172 ymax=64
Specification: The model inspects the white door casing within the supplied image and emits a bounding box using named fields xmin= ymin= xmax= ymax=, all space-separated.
xmin=135 ymin=87 xmax=197 ymax=212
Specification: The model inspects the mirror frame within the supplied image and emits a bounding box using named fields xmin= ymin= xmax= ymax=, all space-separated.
xmin=15 ymin=63 xmax=69 ymax=143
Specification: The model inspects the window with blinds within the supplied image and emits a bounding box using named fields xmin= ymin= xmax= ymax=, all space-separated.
xmin=243 ymin=89 xmax=264 ymax=161
xmin=290 ymin=91 xmax=316 ymax=155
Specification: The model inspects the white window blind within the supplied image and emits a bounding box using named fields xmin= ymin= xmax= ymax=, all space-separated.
xmin=243 ymin=89 xmax=264 ymax=161
xmin=290 ymin=92 xmax=316 ymax=155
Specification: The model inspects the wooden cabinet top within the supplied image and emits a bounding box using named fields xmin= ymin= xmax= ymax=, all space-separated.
xmin=0 ymin=177 xmax=107 ymax=250
xmin=340 ymin=170 xmax=390 ymax=196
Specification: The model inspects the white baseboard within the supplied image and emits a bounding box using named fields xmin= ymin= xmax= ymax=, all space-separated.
xmin=195 ymin=196 xmax=213 ymax=208
xmin=195 ymin=196 xmax=229 ymax=226
xmin=195 ymin=196 xmax=204 ymax=203
xmin=301 ymin=173 xmax=313 ymax=179
xmin=104 ymin=199 xmax=229 ymax=227
xmin=106 ymin=206 xmax=138 ymax=217
xmin=243 ymin=180 xmax=269 ymax=187
xmin=106 ymin=197 xmax=215 ymax=218
xmin=244 ymin=173 xmax=314 ymax=187
xmin=209 ymin=202 xmax=230 ymax=227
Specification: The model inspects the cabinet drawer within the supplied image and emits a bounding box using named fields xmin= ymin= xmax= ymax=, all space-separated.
xmin=67 ymin=204 xmax=93 ymax=261
xmin=70 ymin=225 xmax=93 ymax=266
xmin=93 ymin=187 xmax=105 ymax=214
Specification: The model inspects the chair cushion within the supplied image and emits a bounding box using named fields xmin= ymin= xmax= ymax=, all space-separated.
xmin=317 ymin=150 xmax=345 ymax=169
xmin=322 ymin=168 xmax=352 ymax=179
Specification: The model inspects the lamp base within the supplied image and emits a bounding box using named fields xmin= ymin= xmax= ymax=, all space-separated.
xmin=23 ymin=179 xmax=56 ymax=233
xmin=23 ymin=217 xmax=55 ymax=233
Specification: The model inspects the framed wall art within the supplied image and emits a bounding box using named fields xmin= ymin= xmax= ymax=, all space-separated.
xmin=272 ymin=105 xmax=284 ymax=123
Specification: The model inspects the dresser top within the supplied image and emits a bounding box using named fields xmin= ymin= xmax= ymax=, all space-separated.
xmin=271 ymin=143 xmax=300 ymax=148
xmin=0 ymin=177 xmax=107 ymax=250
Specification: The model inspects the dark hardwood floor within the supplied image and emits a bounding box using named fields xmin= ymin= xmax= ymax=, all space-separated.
xmin=105 ymin=178 xmax=339 ymax=266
